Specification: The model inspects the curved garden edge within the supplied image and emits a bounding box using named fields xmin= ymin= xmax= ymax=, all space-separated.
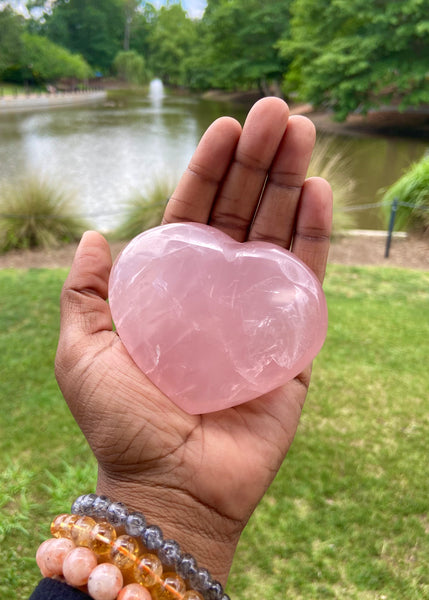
xmin=0 ymin=90 xmax=107 ymax=113
xmin=0 ymin=232 xmax=427 ymax=271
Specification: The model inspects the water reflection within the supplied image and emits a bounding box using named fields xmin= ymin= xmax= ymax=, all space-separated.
xmin=0 ymin=92 xmax=426 ymax=232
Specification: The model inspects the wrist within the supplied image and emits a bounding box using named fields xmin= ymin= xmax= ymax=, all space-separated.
xmin=96 ymin=469 xmax=242 ymax=587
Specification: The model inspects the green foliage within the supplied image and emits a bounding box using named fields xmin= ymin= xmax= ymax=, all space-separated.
xmin=44 ymin=0 xmax=125 ymax=71
xmin=21 ymin=33 xmax=91 ymax=83
xmin=309 ymin=137 xmax=356 ymax=234
xmin=191 ymin=0 xmax=292 ymax=92
xmin=0 ymin=4 xmax=91 ymax=85
xmin=147 ymin=4 xmax=198 ymax=86
xmin=0 ymin=5 xmax=24 ymax=76
xmin=2 ymin=265 xmax=429 ymax=598
xmin=280 ymin=0 xmax=429 ymax=120
xmin=129 ymin=3 xmax=157 ymax=60
xmin=0 ymin=176 xmax=89 ymax=252
xmin=113 ymin=177 xmax=176 ymax=240
xmin=113 ymin=50 xmax=147 ymax=85
xmin=3 ymin=0 xmax=428 ymax=117
xmin=382 ymin=156 xmax=429 ymax=232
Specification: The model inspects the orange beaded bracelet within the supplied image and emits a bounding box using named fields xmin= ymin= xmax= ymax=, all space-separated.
xmin=36 ymin=513 xmax=205 ymax=600
xmin=35 ymin=494 xmax=230 ymax=600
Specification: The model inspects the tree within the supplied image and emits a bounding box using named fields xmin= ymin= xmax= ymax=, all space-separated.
xmin=44 ymin=0 xmax=125 ymax=72
xmin=198 ymin=0 xmax=292 ymax=93
xmin=123 ymin=0 xmax=140 ymax=51
xmin=113 ymin=50 xmax=147 ymax=84
xmin=21 ymin=33 xmax=92 ymax=83
xmin=129 ymin=2 xmax=156 ymax=60
xmin=146 ymin=4 xmax=197 ymax=86
xmin=279 ymin=0 xmax=429 ymax=120
xmin=0 ymin=5 xmax=25 ymax=76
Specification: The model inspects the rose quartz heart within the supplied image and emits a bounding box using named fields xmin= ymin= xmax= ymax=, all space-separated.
xmin=109 ymin=223 xmax=328 ymax=414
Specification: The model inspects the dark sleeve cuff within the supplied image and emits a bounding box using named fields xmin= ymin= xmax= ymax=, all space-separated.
xmin=29 ymin=578 xmax=90 ymax=600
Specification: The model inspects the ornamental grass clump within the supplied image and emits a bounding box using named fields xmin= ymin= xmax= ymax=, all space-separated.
xmin=308 ymin=137 xmax=356 ymax=235
xmin=0 ymin=175 xmax=89 ymax=253
xmin=381 ymin=155 xmax=429 ymax=233
xmin=113 ymin=177 xmax=177 ymax=241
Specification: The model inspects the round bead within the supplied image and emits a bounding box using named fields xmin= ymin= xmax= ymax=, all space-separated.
xmin=183 ymin=592 xmax=204 ymax=600
xmin=158 ymin=539 xmax=181 ymax=568
xmin=71 ymin=495 xmax=87 ymax=515
xmin=106 ymin=501 xmax=129 ymax=526
xmin=134 ymin=553 xmax=163 ymax=587
xmin=142 ymin=525 xmax=163 ymax=551
xmin=63 ymin=547 xmax=98 ymax=587
xmin=81 ymin=493 xmax=98 ymax=513
xmin=118 ymin=583 xmax=152 ymax=600
xmin=189 ymin=567 xmax=212 ymax=593
xmin=151 ymin=572 xmax=186 ymax=600
xmin=87 ymin=563 xmax=123 ymax=600
xmin=71 ymin=515 xmax=96 ymax=547
xmin=125 ymin=511 xmax=147 ymax=537
xmin=206 ymin=581 xmax=224 ymax=600
xmin=110 ymin=534 xmax=140 ymax=569
xmin=92 ymin=495 xmax=111 ymax=519
xmin=89 ymin=521 xmax=117 ymax=555
xmin=36 ymin=539 xmax=56 ymax=577
xmin=50 ymin=514 xmax=68 ymax=537
xmin=176 ymin=553 xmax=197 ymax=580
xmin=51 ymin=514 xmax=79 ymax=538
xmin=38 ymin=537 xmax=75 ymax=577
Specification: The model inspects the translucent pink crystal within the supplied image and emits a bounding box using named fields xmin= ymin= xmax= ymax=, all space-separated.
xmin=109 ymin=223 xmax=328 ymax=414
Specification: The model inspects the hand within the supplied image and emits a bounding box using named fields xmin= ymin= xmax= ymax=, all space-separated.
xmin=55 ymin=97 xmax=332 ymax=584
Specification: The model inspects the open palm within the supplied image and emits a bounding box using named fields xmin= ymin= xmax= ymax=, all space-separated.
xmin=55 ymin=98 xmax=332 ymax=583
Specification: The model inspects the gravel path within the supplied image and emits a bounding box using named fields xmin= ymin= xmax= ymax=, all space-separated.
xmin=0 ymin=233 xmax=427 ymax=271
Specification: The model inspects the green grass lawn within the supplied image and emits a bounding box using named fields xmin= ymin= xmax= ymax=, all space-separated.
xmin=0 ymin=83 xmax=31 ymax=97
xmin=1 ymin=264 xmax=429 ymax=599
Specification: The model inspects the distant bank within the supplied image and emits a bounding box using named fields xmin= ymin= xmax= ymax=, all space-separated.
xmin=0 ymin=90 xmax=107 ymax=113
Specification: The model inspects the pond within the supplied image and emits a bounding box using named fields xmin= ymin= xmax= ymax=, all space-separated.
xmin=0 ymin=83 xmax=427 ymax=233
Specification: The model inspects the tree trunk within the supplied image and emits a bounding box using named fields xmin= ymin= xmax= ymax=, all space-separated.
xmin=123 ymin=17 xmax=131 ymax=51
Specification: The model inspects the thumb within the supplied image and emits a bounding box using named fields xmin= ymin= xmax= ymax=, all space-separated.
xmin=59 ymin=230 xmax=113 ymax=337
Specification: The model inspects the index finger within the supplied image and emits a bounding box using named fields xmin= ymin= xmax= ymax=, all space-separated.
xmin=162 ymin=116 xmax=242 ymax=225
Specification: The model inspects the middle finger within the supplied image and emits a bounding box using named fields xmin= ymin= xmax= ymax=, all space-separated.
xmin=209 ymin=97 xmax=289 ymax=242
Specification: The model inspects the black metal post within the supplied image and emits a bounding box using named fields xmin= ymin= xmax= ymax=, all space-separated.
xmin=385 ymin=197 xmax=399 ymax=258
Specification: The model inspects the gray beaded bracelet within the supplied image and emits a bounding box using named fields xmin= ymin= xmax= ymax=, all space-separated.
xmin=71 ymin=494 xmax=230 ymax=600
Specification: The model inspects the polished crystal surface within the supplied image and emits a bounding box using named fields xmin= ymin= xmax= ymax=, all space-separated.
xmin=109 ymin=223 xmax=328 ymax=414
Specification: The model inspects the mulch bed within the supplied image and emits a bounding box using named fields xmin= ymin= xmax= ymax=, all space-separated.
xmin=0 ymin=233 xmax=427 ymax=271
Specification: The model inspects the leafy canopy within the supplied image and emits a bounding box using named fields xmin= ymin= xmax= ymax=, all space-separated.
xmin=0 ymin=6 xmax=25 ymax=76
xmin=44 ymin=0 xmax=125 ymax=71
xmin=146 ymin=4 xmax=197 ymax=86
xmin=279 ymin=0 xmax=429 ymax=120
xmin=22 ymin=33 xmax=92 ymax=82
xmin=187 ymin=0 xmax=292 ymax=91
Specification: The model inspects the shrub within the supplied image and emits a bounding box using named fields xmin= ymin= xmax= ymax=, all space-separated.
xmin=308 ymin=137 xmax=357 ymax=235
xmin=113 ymin=51 xmax=147 ymax=85
xmin=21 ymin=33 xmax=92 ymax=84
xmin=381 ymin=155 xmax=429 ymax=233
xmin=113 ymin=178 xmax=176 ymax=241
xmin=0 ymin=175 xmax=90 ymax=252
